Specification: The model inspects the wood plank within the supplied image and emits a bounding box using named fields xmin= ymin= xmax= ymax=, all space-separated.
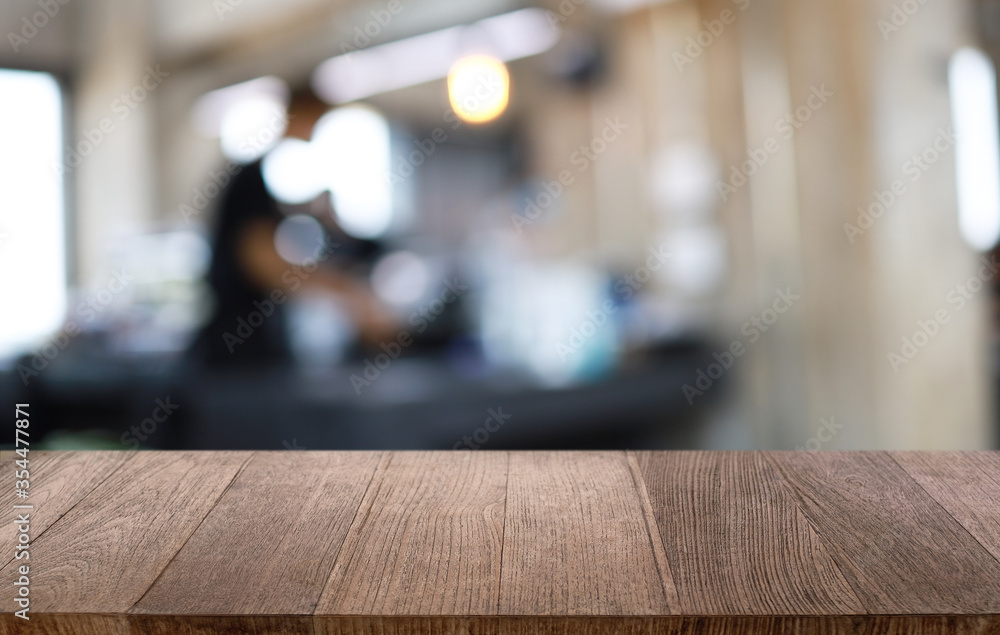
xmin=133 ymin=451 xmax=383 ymax=616
xmin=892 ymin=451 xmax=1000 ymax=565
xmin=0 ymin=451 xmax=133 ymax=568
xmin=3 ymin=449 xmax=1000 ymax=632
xmin=766 ymin=451 xmax=1000 ymax=614
xmin=498 ymin=451 xmax=676 ymax=616
xmin=315 ymin=451 xmax=507 ymax=616
xmin=129 ymin=614 xmax=314 ymax=634
xmin=0 ymin=614 xmax=311 ymax=635
xmin=493 ymin=615 xmax=1000 ymax=634
xmin=314 ymin=616 xmax=498 ymax=634
xmin=632 ymin=451 xmax=863 ymax=615
xmin=0 ymin=614 xmax=131 ymax=635
xmin=0 ymin=451 xmax=252 ymax=614
xmin=8 ymin=614 xmax=998 ymax=635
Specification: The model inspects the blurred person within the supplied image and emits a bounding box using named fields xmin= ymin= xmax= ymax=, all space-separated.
xmin=188 ymin=86 xmax=395 ymax=369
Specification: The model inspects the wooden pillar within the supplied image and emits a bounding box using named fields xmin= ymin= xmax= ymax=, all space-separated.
xmin=718 ymin=0 xmax=992 ymax=448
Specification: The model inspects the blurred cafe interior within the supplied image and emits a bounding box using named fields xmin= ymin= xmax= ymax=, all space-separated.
xmin=2 ymin=0 xmax=1000 ymax=451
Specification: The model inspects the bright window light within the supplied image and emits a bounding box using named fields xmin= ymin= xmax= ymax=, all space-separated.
xmin=193 ymin=76 xmax=287 ymax=133
xmin=193 ymin=77 xmax=289 ymax=163
xmin=312 ymin=106 xmax=393 ymax=238
xmin=949 ymin=48 xmax=1000 ymax=252
xmin=0 ymin=69 xmax=66 ymax=360
xmin=219 ymin=96 xmax=287 ymax=163
xmin=260 ymin=106 xmax=393 ymax=239
xmin=261 ymin=138 xmax=326 ymax=204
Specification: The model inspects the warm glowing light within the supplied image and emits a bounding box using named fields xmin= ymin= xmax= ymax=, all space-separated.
xmin=447 ymin=55 xmax=510 ymax=124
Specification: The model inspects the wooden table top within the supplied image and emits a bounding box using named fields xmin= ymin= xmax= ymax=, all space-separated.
xmin=2 ymin=451 xmax=999 ymax=634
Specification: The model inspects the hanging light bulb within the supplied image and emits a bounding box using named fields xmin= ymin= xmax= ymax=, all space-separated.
xmin=447 ymin=54 xmax=510 ymax=124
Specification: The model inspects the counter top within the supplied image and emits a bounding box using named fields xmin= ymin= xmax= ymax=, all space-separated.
xmin=2 ymin=450 xmax=999 ymax=633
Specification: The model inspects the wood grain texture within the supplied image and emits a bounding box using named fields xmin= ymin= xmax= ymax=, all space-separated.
xmin=632 ymin=451 xmax=863 ymax=615
xmin=311 ymin=616 xmax=1000 ymax=634
xmin=316 ymin=451 xmax=507 ymax=616
xmin=0 ymin=451 xmax=251 ymax=614
xmin=0 ymin=613 xmax=131 ymax=635
xmin=492 ymin=616 xmax=1000 ymax=634
xmin=314 ymin=616 xmax=498 ymax=635
xmin=3 ymin=450 xmax=1000 ymax=635
xmin=133 ymin=451 xmax=382 ymax=616
xmin=766 ymin=451 xmax=1000 ymax=614
xmin=892 ymin=451 xmax=1000 ymax=564
xmin=7 ymin=614 xmax=1000 ymax=635
xmin=499 ymin=451 xmax=676 ymax=616
xmin=0 ymin=614 xmax=311 ymax=635
xmin=0 ymin=451 xmax=133 ymax=568
xmin=129 ymin=615 xmax=315 ymax=635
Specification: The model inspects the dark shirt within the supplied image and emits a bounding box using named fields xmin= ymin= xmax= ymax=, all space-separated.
xmin=189 ymin=160 xmax=292 ymax=368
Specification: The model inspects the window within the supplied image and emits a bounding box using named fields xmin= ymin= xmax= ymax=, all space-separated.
xmin=949 ymin=48 xmax=1000 ymax=252
xmin=0 ymin=68 xmax=66 ymax=359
